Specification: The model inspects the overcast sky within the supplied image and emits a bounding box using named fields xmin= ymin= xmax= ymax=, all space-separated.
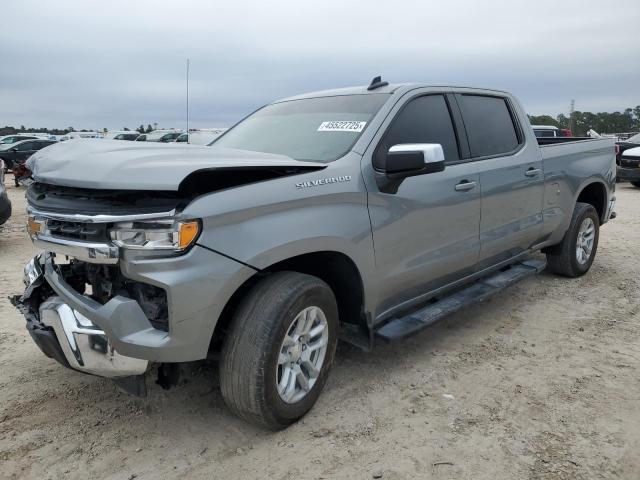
xmin=1 ymin=0 xmax=638 ymax=131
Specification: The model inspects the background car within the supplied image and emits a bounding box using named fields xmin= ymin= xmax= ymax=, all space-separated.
xmin=0 ymin=134 xmax=40 ymax=145
xmin=59 ymin=131 xmax=103 ymax=141
xmin=0 ymin=139 xmax=57 ymax=186
xmin=615 ymin=132 xmax=640 ymax=165
xmin=174 ymin=129 xmax=227 ymax=145
xmin=112 ymin=132 xmax=141 ymax=141
xmin=531 ymin=125 xmax=572 ymax=138
xmin=0 ymin=159 xmax=11 ymax=225
xmin=136 ymin=129 xmax=183 ymax=143
xmin=617 ymin=145 xmax=640 ymax=187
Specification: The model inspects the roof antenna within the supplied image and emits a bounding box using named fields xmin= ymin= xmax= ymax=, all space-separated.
xmin=367 ymin=75 xmax=388 ymax=91
xmin=186 ymin=58 xmax=190 ymax=143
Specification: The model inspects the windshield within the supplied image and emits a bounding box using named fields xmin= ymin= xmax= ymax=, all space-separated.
xmin=213 ymin=94 xmax=390 ymax=162
xmin=625 ymin=133 xmax=640 ymax=143
xmin=145 ymin=131 xmax=174 ymax=141
xmin=1 ymin=136 xmax=32 ymax=144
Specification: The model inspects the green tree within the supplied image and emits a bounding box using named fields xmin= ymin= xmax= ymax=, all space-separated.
xmin=528 ymin=115 xmax=558 ymax=126
xmin=146 ymin=124 xmax=153 ymax=133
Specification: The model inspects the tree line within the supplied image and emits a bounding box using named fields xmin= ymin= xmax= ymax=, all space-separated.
xmin=0 ymin=124 xmax=158 ymax=136
xmin=528 ymin=106 xmax=640 ymax=136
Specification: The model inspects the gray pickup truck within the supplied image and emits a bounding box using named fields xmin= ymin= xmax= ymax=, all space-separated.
xmin=13 ymin=78 xmax=616 ymax=429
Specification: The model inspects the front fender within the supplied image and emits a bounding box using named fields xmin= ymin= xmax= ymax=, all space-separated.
xmin=182 ymin=156 xmax=377 ymax=312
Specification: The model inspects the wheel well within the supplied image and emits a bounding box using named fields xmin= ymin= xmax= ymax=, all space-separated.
xmin=576 ymin=182 xmax=606 ymax=223
xmin=210 ymin=251 xmax=365 ymax=353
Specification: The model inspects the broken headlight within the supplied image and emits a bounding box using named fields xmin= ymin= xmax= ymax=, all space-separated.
xmin=109 ymin=219 xmax=200 ymax=252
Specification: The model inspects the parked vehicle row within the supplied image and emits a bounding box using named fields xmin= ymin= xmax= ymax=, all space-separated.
xmin=12 ymin=78 xmax=616 ymax=430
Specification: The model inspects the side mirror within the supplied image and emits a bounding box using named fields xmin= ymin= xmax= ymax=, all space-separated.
xmin=376 ymin=143 xmax=446 ymax=193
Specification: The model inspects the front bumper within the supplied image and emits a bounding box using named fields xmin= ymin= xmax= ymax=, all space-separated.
xmin=14 ymin=244 xmax=256 ymax=373
xmin=33 ymin=296 xmax=148 ymax=377
xmin=617 ymin=166 xmax=640 ymax=182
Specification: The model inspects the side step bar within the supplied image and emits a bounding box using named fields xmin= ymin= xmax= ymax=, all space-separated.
xmin=375 ymin=259 xmax=546 ymax=342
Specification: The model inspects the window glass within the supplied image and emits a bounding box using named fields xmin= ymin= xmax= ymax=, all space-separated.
xmin=534 ymin=129 xmax=555 ymax=138
xmin=374 ymin=94 xmax=459 ymax=169
xmin=457 ymin=95 xmax=519 ymax=157
xmin=16 ymin=142 xmax=34 ymax=151
xmin=215 ymin=94 xmax=390 ymax=162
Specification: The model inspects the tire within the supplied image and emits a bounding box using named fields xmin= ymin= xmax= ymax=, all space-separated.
xmin=546 ymin=202 xmax=599 ymax=278
xmin=631 ymin=181 xmax=640 ymax=188
xmin=219 ymin=271 xmax=338 ymax=430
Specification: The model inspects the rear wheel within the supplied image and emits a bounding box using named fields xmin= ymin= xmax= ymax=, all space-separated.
xmin=631 ymin=181 xmax=640 ymax=188
xmin=219 ymin=271 xmax=338 ymax=430
xmin=546 ymin=202 xmax=599 ymax=277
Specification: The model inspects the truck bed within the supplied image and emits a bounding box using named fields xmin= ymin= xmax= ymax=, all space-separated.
xmin=537 ymin=137 xmax=616 ymax=162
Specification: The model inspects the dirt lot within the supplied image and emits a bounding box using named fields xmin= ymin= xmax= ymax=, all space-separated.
xmin=0 ymin=180 xmax=639 ymax=480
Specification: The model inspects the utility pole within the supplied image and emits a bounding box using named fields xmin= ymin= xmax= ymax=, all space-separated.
xmin=569 ymin=99 xmax=575 ymax=134
xmin=186 ymin=58 xmax=190 ymax=143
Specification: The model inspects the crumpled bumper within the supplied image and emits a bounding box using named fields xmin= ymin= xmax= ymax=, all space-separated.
xmin=11 ymin=257 xmax=148 ymax=379
xmin=38 ymin=296 xmax=149 ymax=377
xmin=13 ymin=243 xmax=257 ymax=368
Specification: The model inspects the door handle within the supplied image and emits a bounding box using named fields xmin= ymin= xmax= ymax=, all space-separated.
xmin=454 ymin=180 xmax=477 ymax=192
xmin=525 ymin=168 xmax=542 ymax=177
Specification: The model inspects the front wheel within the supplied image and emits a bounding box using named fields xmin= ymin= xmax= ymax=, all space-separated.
xmin=219 ymin=271 xmax=338 ymax=430
xmin=546 ymin=202 xmax=599 ymax=277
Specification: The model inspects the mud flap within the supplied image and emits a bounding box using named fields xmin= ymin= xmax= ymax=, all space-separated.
xmin=112 ymin=375 xmax=147 ymax=397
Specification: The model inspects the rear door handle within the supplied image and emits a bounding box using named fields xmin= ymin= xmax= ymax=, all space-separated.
xmin=525 ymin=168 xmax=542 ymax=177
xmin=454 ymin=180 xmax=477 ymax=192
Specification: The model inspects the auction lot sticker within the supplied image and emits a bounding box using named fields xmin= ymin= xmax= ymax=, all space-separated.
xmin=318 ymin=121 xmax=367 ymax=132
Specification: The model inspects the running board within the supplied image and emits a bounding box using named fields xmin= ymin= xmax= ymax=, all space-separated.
xmin=375 ymin=259 xmax=546 ymax=342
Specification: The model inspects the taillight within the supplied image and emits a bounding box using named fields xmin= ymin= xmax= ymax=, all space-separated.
xmin=615 ymin=145 xmax=620 ymax=155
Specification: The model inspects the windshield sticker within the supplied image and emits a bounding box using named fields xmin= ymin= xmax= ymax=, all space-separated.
xmin=317 ymin=121 xmax=367 ymax=133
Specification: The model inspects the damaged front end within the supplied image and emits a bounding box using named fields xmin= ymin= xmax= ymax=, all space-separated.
xmin=11 ymin=254 xmax=150 ymax=395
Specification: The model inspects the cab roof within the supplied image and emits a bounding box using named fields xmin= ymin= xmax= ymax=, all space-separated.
xmin=275 ymin=81 xmax=512 ymax=103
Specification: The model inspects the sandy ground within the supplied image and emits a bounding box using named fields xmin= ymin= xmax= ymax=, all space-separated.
xmin=0 ymin=180 xmax=639 ymax=480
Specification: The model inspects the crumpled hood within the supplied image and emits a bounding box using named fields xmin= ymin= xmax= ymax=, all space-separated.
xmin=29 ymin=139 xmax=324 ymax=190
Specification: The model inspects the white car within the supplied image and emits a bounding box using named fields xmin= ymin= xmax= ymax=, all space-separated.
xmin=136 ymin=129 xmax=184 ymax=143
xmin=59 ymin=131 xmax=103 ymax=141
xmin=617 ymin=146 xmax=640 ymax=187
xmin=531 ymin=125 xmax=563 ymax=138
xmin=0 ymin=134 xmax=41 ymax=145
xmin=105 ymin=131 xmax=141 ymax=141
xmin=174 ymin=128 xmax=228 ymax=145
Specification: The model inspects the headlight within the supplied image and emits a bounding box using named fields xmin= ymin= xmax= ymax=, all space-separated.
xmin=109 ymin=219 xmax=200 ymax=251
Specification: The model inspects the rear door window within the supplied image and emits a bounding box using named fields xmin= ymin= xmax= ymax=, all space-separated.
xmin=16 ymin=142 xmax=34 ymax=151
xmin=457 ymin=95 xmax=520 ymax=157
xmin=374 ymin=94 xmax=459 ymax=169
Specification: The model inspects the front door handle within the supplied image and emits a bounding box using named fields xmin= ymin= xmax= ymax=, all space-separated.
xmin=454 ymin=180 xmax=477 ymax=192
xmin=525 ymin=168 xmax=542 ymax=177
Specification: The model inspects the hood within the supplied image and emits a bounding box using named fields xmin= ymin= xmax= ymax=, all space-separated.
xmin=622 ymin=146 xmax=640 ymax=158
xmin=29 ymin=139 xmax=325 ymax=191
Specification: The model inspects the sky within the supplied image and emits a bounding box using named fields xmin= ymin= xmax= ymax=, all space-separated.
xmin=1 ymin=0 xmax=638 ymax=131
